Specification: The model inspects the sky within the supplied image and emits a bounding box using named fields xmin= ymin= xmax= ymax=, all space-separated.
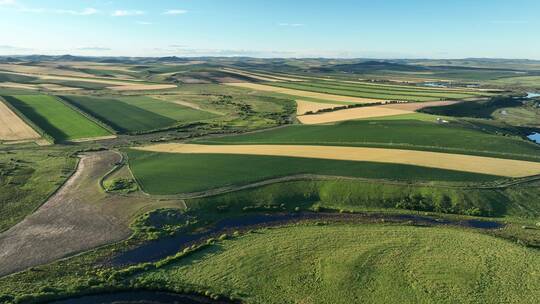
xmin=1 ymin=0 xmax=539 ymax=59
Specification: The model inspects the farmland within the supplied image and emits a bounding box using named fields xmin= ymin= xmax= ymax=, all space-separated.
xmin=61 ymin=95 xmax=177 ymax=133
xmin=0 ymin=56 xmax=539 ymax=304
xmin=2 ymin=95 xmax=112 ymax=142
xmin=0 ymin=98 xmax=41 ymax=143
xmin=126 ymin=148 xmax=501 ymax=195
xmin=199 ymin=119 xmax=540 ymax=161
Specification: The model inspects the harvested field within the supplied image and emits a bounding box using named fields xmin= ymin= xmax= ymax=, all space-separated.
xmin=296 ymin=100 xmax=340 ymax=115
xmin=298 ymin=106 xmax=411 ymax=124
xmin=0 ymin=71 xmax=147 ymax=87
xmin=0 ymin=98 xmax=41 ymax=142
xmin=297 ymin=100 xmax=463 ymax=124
xmin=36 ymin=84 xmax=81 ymax=91
xmin=136 ymin=144 xmax=540 ymax=177
xmin=107 ymin=84 xmax=177 ymax=91
xmin=225 ymin=82 xmax=382 ymax=103
xmin=0 ymin=151 xmax=184 ymax=277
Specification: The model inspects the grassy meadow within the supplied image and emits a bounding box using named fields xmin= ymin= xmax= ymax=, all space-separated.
xmin=2 ymin=95 xmax=111 ymax=142
xmin=0 ymin=148 xmax=76 ymax=232
xmin=135 ymin=224 xmax=540 ymax=304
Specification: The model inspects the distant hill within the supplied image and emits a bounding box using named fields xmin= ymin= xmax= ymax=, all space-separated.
xmin=312 ymin=60 xmax=428 ymax=73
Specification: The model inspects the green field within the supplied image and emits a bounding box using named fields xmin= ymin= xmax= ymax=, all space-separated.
xmin=265 ymin=80 xmax=480 ymax=101
xmin=198 ymin=119 xmax=540 ymax=161
xmin=61 ymin=95 xmax=177 ymax=133
xmin=127 ymin=149 xmax=500 ymax=195
xmin=117 ymin=96 xmax=219 ymax=121
xmin=3 ymin=95 xmax=111 ymax=141
xmin=62 ymin=95 xmax=219 ymax=133
xmin=136 ymin=224 xmax=540 ymax=304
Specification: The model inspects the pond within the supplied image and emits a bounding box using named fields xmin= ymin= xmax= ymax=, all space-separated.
xmin=528 ymin=132 xmax=540 ymax=144
xmin=49 ymin=291 xmax=237 ymax=304
xmin=112 ymin=212 xmax=504 ymax=266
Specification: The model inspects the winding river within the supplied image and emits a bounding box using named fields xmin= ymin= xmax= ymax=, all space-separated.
xmin=112 ymin=212 xmax=504 ymax=266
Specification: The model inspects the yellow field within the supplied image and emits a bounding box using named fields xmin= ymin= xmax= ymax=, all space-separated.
xmin=296 ymin=100 xmax=463 ymax=124
xmin=297 ymin=106 xmax=412 ymax=124
xmin=0 ymin=63 xmax=97 ymax=78
xmin=136 ymin=143 xmax=540 ymax=178
xmin=296 ymin=100 xmax=340 ymax=115
xmin=225 ymin=82 xmax=382 ymax=103
xmin=0 ymin=82 xmax=38 ymax=90
xmin=0 ymin=99 xmax=41 ymax=142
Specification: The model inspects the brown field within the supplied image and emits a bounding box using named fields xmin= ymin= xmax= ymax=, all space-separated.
xmin=296 ymin=100 xmax=340 ymax=115
xmin=297 ymin=106 xmax=412 ymax=124
xmin=0 ymin=151 xmax=185 ymax=276
xmin=225 ymin=82 xmax=382 ymax=103
xmin=0 ymin=99 xmax=41 ymax=142
xmin=136 ymin=143 xmax=540 ymax=178
xmin=0 ymin=71 xmax=148 ymax=87
xmin=107 ymin=84 xmax=177 ymax=91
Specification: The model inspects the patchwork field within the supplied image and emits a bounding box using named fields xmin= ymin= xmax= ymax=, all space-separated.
xmin=127 ymin=148 xmax=500 ymax=195
xmin=268 ymin=81 xmax=478 ymax=102
xmin=3 ymin=95 xmax=111 ymax=142
xmin=61 ymin=95 xmax=214 ymax=133
xmin=199 ymin=119 xmax=540 ymax=161
xmin=0 ymin=98 xmax=41 ymax=142
xmin=225 ymin=82 xmax=382 ymax=103
xmin=136 ymin=143 xmax=540 ymax=178
xmin=137 ymin=224 xmax=540 ymax=304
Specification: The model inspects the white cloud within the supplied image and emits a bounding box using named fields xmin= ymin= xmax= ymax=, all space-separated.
xmin=55 ymin=8 xmax=99 ymax=15
xmin=112 ymin=10 xmax=145 ymax=17
xmin=278 ymin=23 xmax=305 ymax=27
xmin=163 ymin=9 xmax=187 ymax=15
xmin=0 ymin=0 xmax=16 ymax=6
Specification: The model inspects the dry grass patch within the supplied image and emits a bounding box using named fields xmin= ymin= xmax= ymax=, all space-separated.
xmin=136 ymin=143 xmax=540 ymax=178
xmin=296 ymin=100 xmax=340 ymax=115
xmin=0 ymin=99 xmax=41 ymax=142
xmin=225 ymin=82 xmax=382 ymax=104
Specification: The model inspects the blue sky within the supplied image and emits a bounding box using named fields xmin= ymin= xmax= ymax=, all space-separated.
xmin=1 ymin=0 xmax=539 ymax=59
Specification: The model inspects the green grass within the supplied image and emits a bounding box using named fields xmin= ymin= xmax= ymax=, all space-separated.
xmin=198 ymin=119 xmax=540 ymax=161
xmin=117 ymin=96 xmax=219 ymax=122
xmin=127 ymin=149 xmax=500 ymax=195
xmin=3 ymin=95 xmax=111 ymax=141
xmin=0 ymin=148 xmax=76 ymax=232
xmin=136 ymin=224 xmax=540 ymax=304
xmin=61 ymin=95 xmax=179 ymax=133
xmin=188 ymin=177 xmax=540 ymax=218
